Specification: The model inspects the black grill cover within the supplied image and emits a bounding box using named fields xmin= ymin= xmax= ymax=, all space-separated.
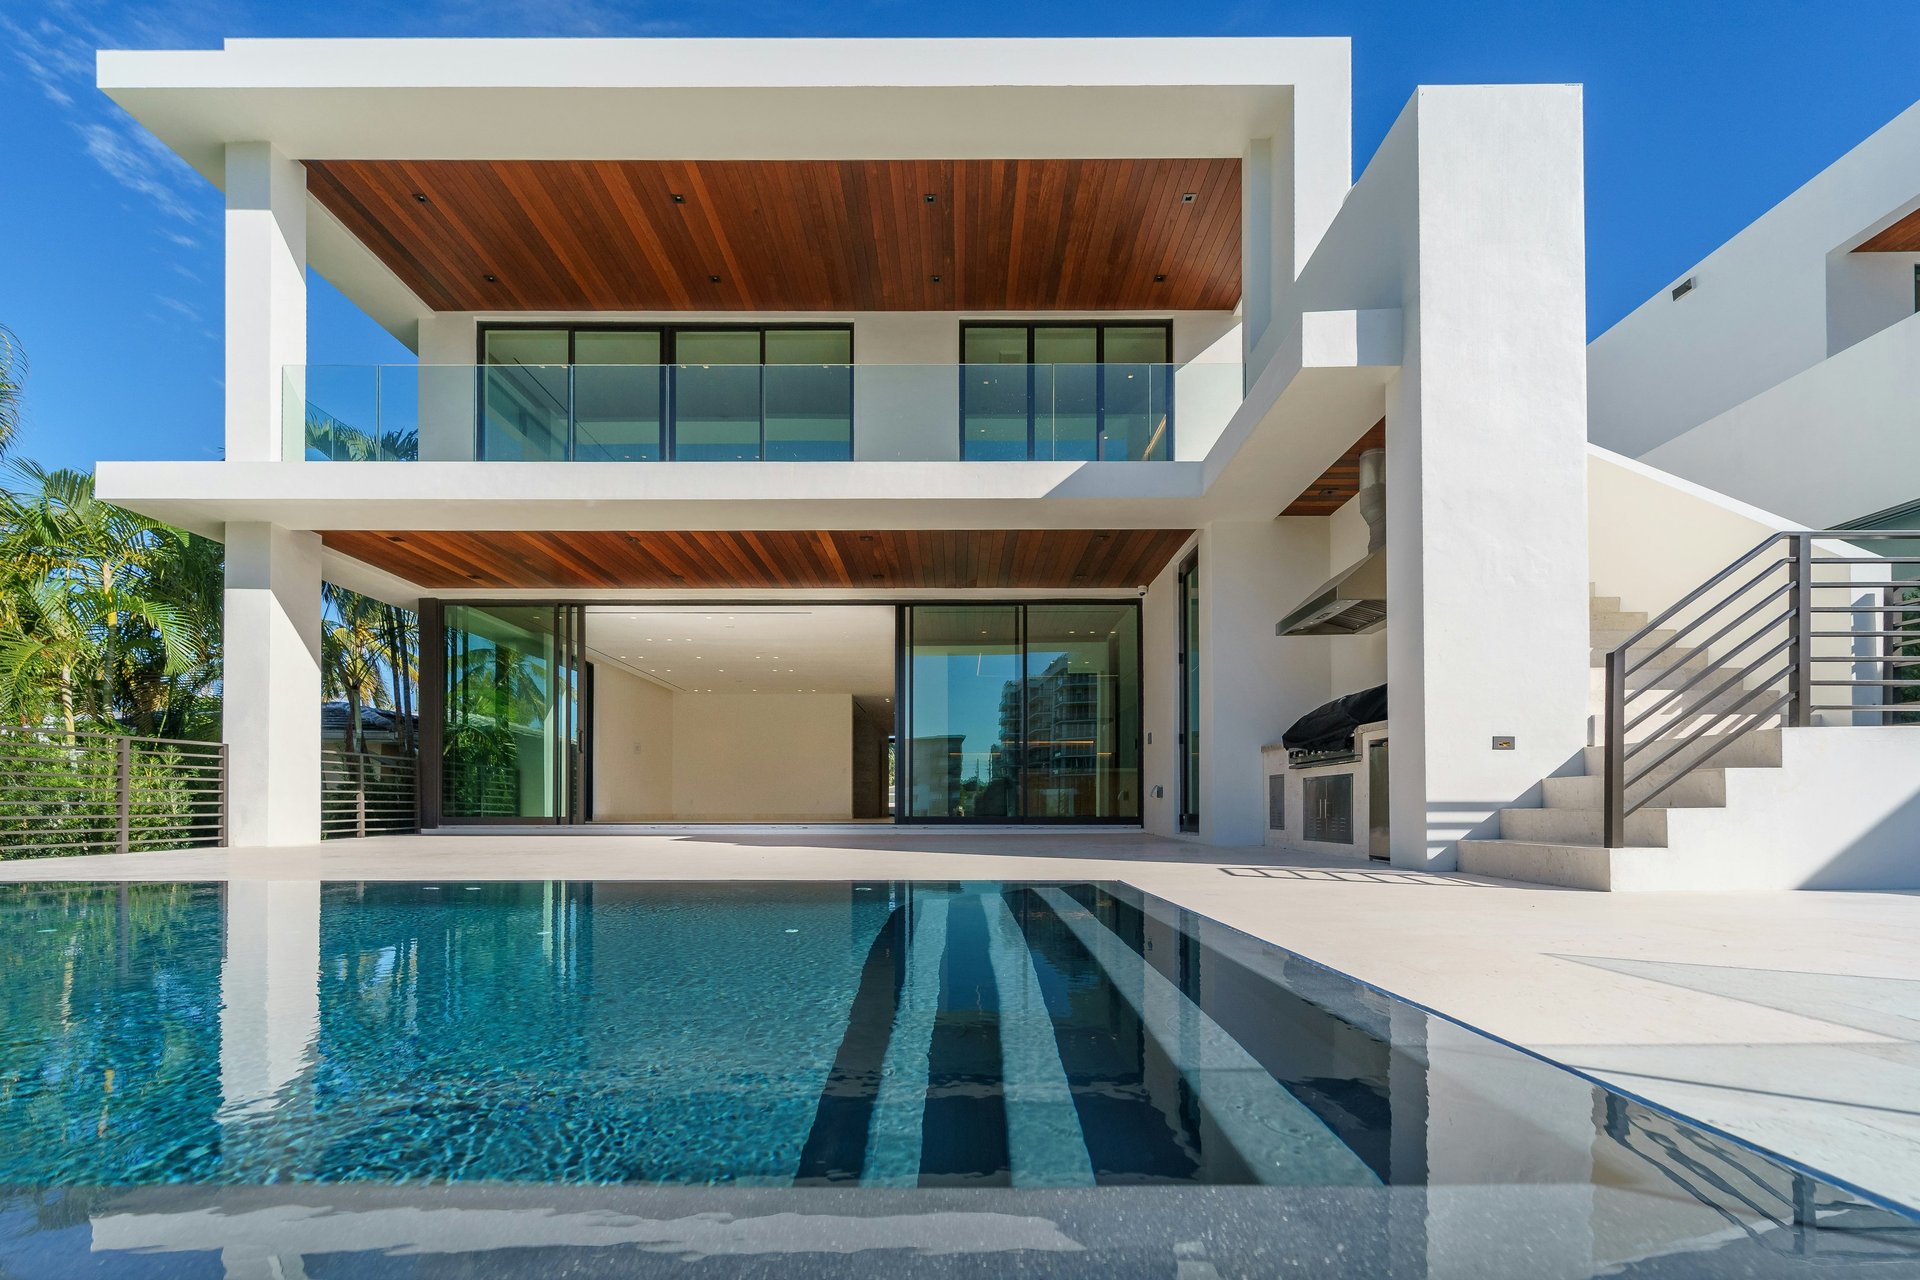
xmin=1281 ymin=684 xmax=1388 ymax=754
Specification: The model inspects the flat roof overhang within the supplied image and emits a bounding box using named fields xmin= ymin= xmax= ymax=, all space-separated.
xmin=98 ymin=37 xmax=1348 ymax=328
xmin=97 ymin=38 xmax=1343 ymax=173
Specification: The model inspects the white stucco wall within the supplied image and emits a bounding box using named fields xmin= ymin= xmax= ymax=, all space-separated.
xmin=1637 ymin=309 xmax=1920 ymax=528
xmin=1589 ymin=98 xmax=1920 ymax=461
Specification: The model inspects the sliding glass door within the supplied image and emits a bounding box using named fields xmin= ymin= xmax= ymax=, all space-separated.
xmin=440 ymin=604 xmax=584 ymax=823
xmin=901 ymin=602 xmax=1141 ymax=823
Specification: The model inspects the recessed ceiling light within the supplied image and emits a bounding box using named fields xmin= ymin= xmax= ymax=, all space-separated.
xmin=708 ymin=274 xmax=722 ymax=284
xmin=412 ymin=192 xmax=429 ymax=204
xmin=1153 ymin=274 xmax=1167 ymax=283
xmin=1181 ymin=192 xmax=1197 ymax=203
xmin=483 ymin=274 xmax=498 ymax=283
xmin=930 ymin=275 xmax=941 ymax=284
xmin=924 ymin=193 xmax=936 ymax=203
xmin=671 ymin=193 xmax=685 ymax=203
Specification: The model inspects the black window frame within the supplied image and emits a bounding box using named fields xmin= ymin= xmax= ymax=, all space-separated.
xmin=957 ymin=320 xmax=1176 ymax=461
xmin=475 ymin=321 xmax=855 ymax=461
xmin=1177 ymin=550 xmax=1201 ymax=833
xmin=895 ymin=598 xmax=1146 ymax=826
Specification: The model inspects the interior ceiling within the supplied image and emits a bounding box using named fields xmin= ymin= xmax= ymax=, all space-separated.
xmin=305 ymin=158 xmax=1242 ymax=312
xmin=1853 ymin=207 xmax=1920 ymax=252
xmin=1280 ymin=418 xmax=1387 ymax=517
xmin=586 ymin=605 xmax=894 ymax=697
xmin=322 ymin=528 xmax=1194 ymax=590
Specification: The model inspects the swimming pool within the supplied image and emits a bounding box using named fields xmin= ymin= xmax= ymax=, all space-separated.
xmin=0 ymin=879 xmax=1912 ymax=1275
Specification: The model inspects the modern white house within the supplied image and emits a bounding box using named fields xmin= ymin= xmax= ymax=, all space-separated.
xmin=1589 ymin=97 xmax=1920 ymax=530
xmin=91 ymin=38 xmax=1920 ymax=889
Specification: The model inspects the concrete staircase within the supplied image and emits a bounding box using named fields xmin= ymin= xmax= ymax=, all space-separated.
xmin=1456 ymin=589 xmax=1791 ymax=890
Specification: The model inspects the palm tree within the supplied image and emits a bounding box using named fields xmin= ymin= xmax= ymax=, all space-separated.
xmin=0 ymin=325 xmax=24 ymax=459
xmin=0 ymin=463 xmax=200 ymax=738
xmin=322 ymin=588 xmax=396 ymax=754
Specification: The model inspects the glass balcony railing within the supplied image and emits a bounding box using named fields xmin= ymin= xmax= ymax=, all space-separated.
xmin=285 ymin=363 xmax=1243 ymax=464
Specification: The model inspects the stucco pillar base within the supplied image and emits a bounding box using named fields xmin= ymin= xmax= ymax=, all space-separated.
xmin=224 ymin=523 xmax=323 ymax=847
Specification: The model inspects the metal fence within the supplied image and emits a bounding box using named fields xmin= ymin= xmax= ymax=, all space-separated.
xmin=0 ymin=726 xmax=226 ymax=859
xmin=321 ymin=747 xmax=419 ymax=839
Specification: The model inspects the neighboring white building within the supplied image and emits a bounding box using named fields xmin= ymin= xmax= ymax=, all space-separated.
xmin=1589 ymin=97 xmax=1920 ymax=528
xmin=92 ymin=38 xmax=1920 ymax=889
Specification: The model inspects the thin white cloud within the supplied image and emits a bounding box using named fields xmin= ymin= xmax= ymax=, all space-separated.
xmin=81 ymin=121 xmax=206 ymax=224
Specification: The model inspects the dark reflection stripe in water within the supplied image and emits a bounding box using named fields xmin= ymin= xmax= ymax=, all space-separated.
xmin=918 ymin=893 xmax=1012 ymax=1187
xmin=793 ymin=892 xmax=907 ymax=1185
xmin=1062 ymin=883 xmax=1399 ymax=1183
xmin=1007 ymin=886 xmax=1214 ymax=1184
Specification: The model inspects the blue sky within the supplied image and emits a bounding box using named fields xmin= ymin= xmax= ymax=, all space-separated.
xmin=2 ymin=0 xmax=1917 ymax=472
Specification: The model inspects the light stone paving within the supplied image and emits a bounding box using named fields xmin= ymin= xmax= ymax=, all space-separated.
xmin=5 ymin=830 xmax=1919 ymax=1210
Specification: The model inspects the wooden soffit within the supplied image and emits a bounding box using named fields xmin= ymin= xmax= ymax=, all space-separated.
xmin=306 ymin=158 xmax=1241 ymax=312
xmin=322 ymin=528 xmax=1195 ymax=591
xmin=1280 ymin=419 xmax=1387 ymax=517
xmin=1854 ymin=207 xmax=1920 ymax=253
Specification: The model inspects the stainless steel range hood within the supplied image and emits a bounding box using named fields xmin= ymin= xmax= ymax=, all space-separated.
xmin=1277 ymin=447 xmax=1388 ymax=637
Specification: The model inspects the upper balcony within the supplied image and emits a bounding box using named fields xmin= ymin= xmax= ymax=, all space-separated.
xmin=290 ymin=358 xmax=1241 ymax=464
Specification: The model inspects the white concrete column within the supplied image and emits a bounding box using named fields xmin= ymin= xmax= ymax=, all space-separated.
xmin=1197 ymin=518 xmax=1332 ymax=847
xmin=224 ymin=523 xmax=323 ymax=846
xmin=1385 ymin=86 xmax=1592 ymax=870
xmin=225 ymin=142 xmax=307 ymax=462
xmin=417 ymin=312 xmax=478 ymax=461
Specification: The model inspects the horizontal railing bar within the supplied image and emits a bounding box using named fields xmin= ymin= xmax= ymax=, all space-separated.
xmin=0 ymin=727 xmax=224 ymax=750
xmin=1806 ymin=604 xmax=1910 ymax=613
xmin=1809 ymin=704 xmax=1920 ymax=712
xmin=1800 ymin=654 xmax=1920 ymax=664
xmin=1810 ymin=678 xmax=1920 ymax=687
xmin=1622 ymin=554 xmax=1792 ymax=673
xmin=1806 ymin=630 xmax=1920 ymax=639
xmin=1631 ymin=694 xmax=1794 ymax=814
xmin=1803 ymin=556 xmax=1920 ymax=565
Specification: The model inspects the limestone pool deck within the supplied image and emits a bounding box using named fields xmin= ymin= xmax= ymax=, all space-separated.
xmin=5 ymin=828 xmax=1919 ymax=1215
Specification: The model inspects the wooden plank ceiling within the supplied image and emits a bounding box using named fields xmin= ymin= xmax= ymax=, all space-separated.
xmin=1280 ymin=419 xmax=1387 ymax=517
xmin=1854 ymin=207 xmax=1920 ymax=252
xmin=323 ymin=528 xmax=1195 ymax=591
xmin=306 ymin=159 xmax=1241 ymax=312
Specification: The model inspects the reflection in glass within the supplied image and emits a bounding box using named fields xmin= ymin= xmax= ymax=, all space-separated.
xmin=961 ymin=327 xmax=1030 ymax=460
xmin=481 ymin=330 xmax=569 ymax=460
xmin=1103 ymin=326 xmax=1173 ymax=462
xmin=905 ymin=605 xmax=1021 ymax=818
xmin=572 ymin=330 xmax=662 ymax=461
xmin=1033 ymin=328 xmax=1098 ymax=461
xmin=1022 ymin=604 xmax=1140 ymax=818
xmin=443 ymin=605 xmax=573 ymax=819
xmin=764 ymin=329 xmax=854 ymax=461
xmin=673 ymin=331 xmax=762 ymax=461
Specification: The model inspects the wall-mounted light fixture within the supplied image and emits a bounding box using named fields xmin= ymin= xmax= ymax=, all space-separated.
xmin=1671 ymin=276 xmax=1696 ymax=300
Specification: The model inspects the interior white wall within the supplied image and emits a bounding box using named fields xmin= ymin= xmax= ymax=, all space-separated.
xmin=590 ymin=675 xmax=856 ymax=821
xmin=1588 ymin=98 xmax=1920 ymax=460
xmin=225 ymin=143 xmax=307 ymax=462
xmin=1638 ymin=310 xmax=1920 ymax=527
xmin=672 ymin=693 xmax=853 ymax=821
xmin=591 ymin=664 xmax=675 ymax=820
xmin=224 ymin=522 xmax=323 ymax=846
xmin=1301 ymin=86 xmax=1590 ymax=871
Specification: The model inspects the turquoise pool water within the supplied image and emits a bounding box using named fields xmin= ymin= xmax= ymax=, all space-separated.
xmin=0 ymin=879 xmax=1911 ymax=1276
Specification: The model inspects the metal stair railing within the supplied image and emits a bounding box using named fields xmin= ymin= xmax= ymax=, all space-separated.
xmin=1603 ymin=529 xmax=1920 ymax=848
